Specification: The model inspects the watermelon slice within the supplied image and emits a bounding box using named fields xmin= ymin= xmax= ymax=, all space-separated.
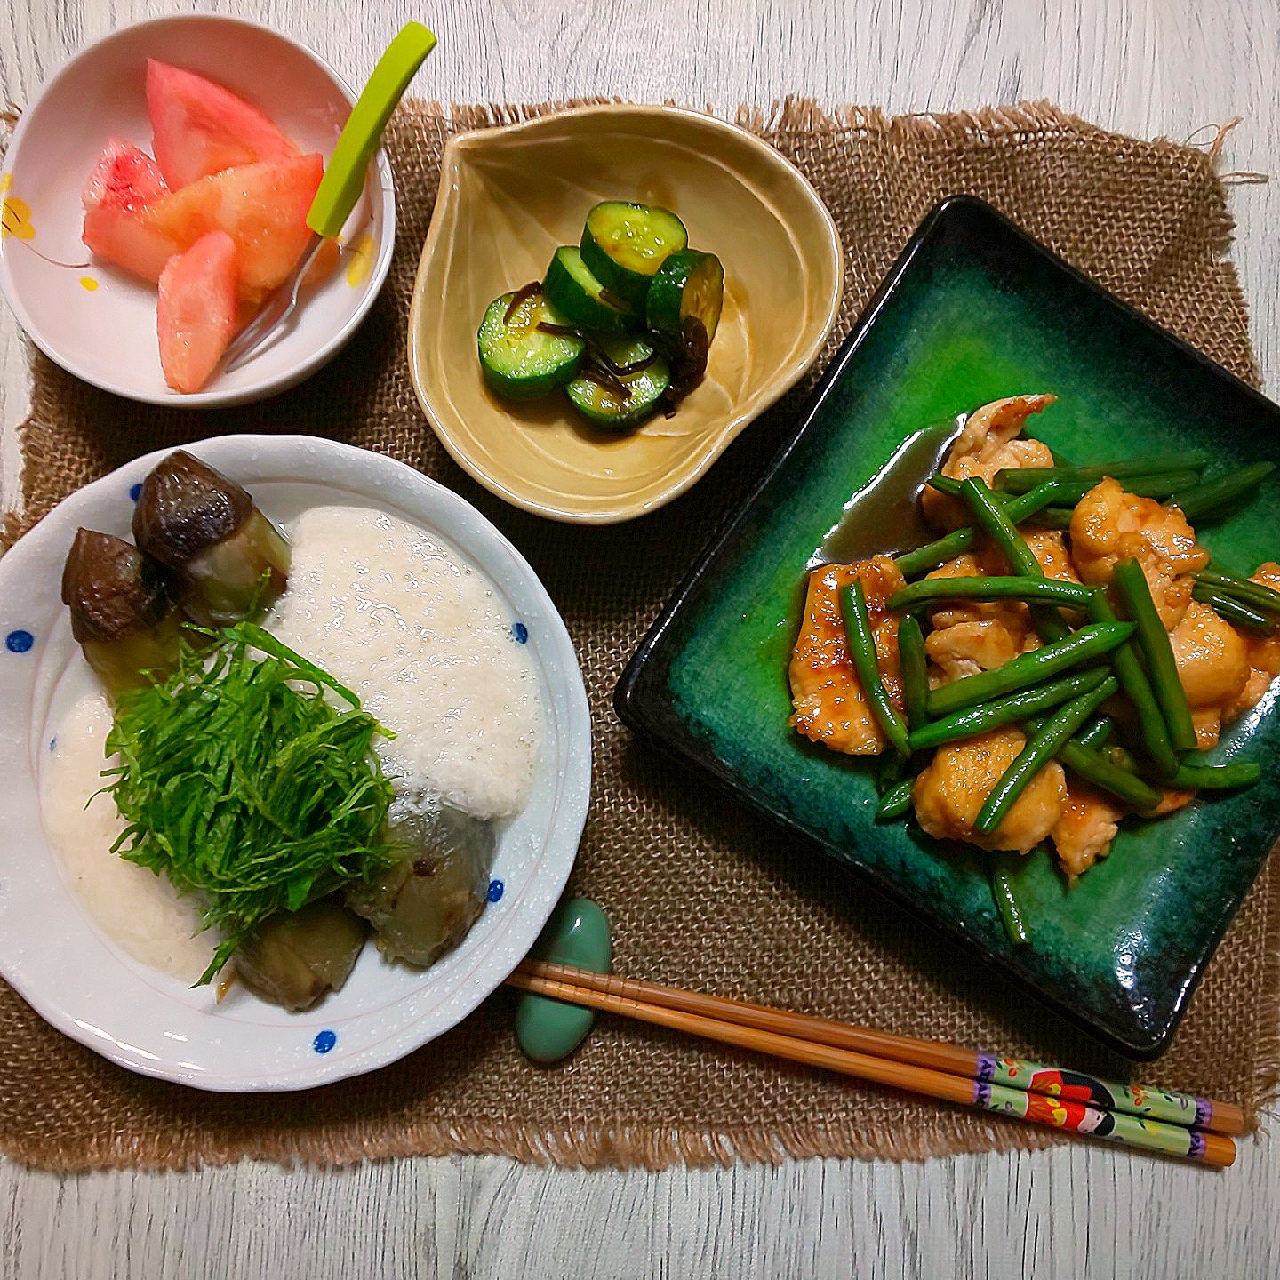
xmin=147 ymin=154 xmax=323 ymax=302
xmin=81 ymin=137 xmax=179 ymax=282
xmin=156 ymin=231 xmax=239 ymax=393
xmin=147 ymin=60 xmax=300 ymax=189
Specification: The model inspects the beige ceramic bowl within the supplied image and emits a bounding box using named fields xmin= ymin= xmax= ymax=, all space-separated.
xmin=0 ymin=15 xmax=396 ymax=408
xmin=408 ymin=105 xmax=844 ymax=524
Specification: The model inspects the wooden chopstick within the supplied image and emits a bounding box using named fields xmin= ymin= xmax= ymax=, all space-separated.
xmin=506 ymin=961 xmax=1239 ymax=1167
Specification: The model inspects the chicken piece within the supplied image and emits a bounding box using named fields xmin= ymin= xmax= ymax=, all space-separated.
xmin=1224 ymin=562 xmax=1280 ymax=721
xmin=1167 ymin=600 xmax=1249 ymax=743
xmin=921 ymin=394 xmax=1057 ymax=531
xmin=1191 ymin=706 xmax=1223 ymax=751
xmin=789 ymin=555 xmax=906 ymax=755
xmin=912 ymin=726 xmax=1067 ymax=854
xmin=922 ymin=552 xmax=1034 ymax=683
xmin=1025 ymin=529 xmax=1082 ymax=585
xmin=1068 ymin=478 xmax=1208 ymax=629
xmin=1051 ymin=785 xmax=1125 ymax=881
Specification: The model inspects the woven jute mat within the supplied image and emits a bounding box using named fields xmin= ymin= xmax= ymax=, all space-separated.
xmin=3 ymin=100 xmax=1277 ymax=1172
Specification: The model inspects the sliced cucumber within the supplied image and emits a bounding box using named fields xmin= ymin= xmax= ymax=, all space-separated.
xmin=542 ymin=246 xmax=637 ymax=334
xmin=477 ymin=287 xmax=585 ymax=400
xmin=645 ymin=249 xmax=724 ymax=342
xmin=579 ymin=201 xmax=688 ymax=306
xmin=565 ymin=335 xmax=670 ymax=429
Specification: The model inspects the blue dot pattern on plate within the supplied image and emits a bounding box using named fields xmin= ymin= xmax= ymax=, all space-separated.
xmin=5 ymin=630 xmax=34 ymax=654
xmin=129 ymin=482 xmax=143 ymax=501
xmin=313 ymin=1029 xmax=337 ymax=1054
xmin=511 ymin=621 xmax=528 ymax=644
xmin=487 ymin=879 xmax=504 ymax=903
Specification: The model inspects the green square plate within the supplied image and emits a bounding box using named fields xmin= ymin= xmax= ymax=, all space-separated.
xmin=614 ymin=196 xmax=1280 ymax=1059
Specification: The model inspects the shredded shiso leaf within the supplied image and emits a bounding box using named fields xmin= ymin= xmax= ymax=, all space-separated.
xmin=103 ymin=621 xmax=397 ymax=984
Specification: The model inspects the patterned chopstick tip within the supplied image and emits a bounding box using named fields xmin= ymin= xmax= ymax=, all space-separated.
xmin=976 ymin=1052 xmax=1214 ymax=1131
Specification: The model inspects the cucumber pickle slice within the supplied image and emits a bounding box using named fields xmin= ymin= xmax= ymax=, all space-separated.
xmin=579 ymin=202 xmax=688 ymax=306
xmin=542 ymin=246 xmax=637 ymax=333
xmin=477 ymin=287 xmax=585 ymax=400
xmin=566 ymin=335 xmax=670 ymax=429
xmin=646 ymin=249 xmax=724 ymax=342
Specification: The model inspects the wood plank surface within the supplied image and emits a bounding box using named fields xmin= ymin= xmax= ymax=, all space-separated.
xmin=1 ymin=1 xmax=1277 ymax=1275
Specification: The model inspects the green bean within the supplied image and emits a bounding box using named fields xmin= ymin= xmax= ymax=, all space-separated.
xmin=839 ymin=582 xmax=910 ymax=756
xmin=896 ymin=614 xmax=931 ymax=730
xmin=926 ymin=621 xmax=1133 ymax=719
xmin=887 ymin=575 xmax=1096 ymax=613
xmin=958 ymin=477 xmax=1071 ymax=642
xmin=1162 ymin=757 xmax=1262 ymax=790
xmin=876 ymin=749 xmax=906 ymax=795
xmin=993 ymin=451 xmax=1213 ymax=493
xmin=893 ymin=481 xmax=1063 ymax=577
xmin=1112 ymin=559 xmax=1198 ymax=754
xmin=1196 ymin=566 xmax=1280 ymax=614
xmin=1087 ymin=593 xmax=1178 ymax=777
xmin=1072 ymin=715 xmax=1114 ymax=750
xmin=991 ymin=864 xmax=1030 ymax=945
xmin=1192 ymin=584 xmax=1277 ymax=635
xmin=1055 ymin=741 xmax=1164 ymax=811
xmin=974 ymin=678 xmax=1118 ymax=834
xmin=1169 ymin=461 xmax=1276 ymax=523
xmin=1003 ymin=471 xmax=1200 ymax=505
xmin=876 ymin=777 xmax=915 ymax=821
xmin=1020 ymin=507 xmax=1075 ymax=530
xmin=908 ymin=668 xmax=1109 ymax=751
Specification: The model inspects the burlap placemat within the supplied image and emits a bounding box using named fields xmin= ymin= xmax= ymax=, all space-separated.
xmin=3 ymin=100 xmax=1277 ymax=1172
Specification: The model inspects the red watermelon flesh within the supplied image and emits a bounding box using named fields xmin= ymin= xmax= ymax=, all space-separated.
xmin=81 ymin=137 xmax=179 ymax=282
xmin=147 ymin=60 xmax=300 ymax=189
xmin=156 ymin=231 xmax=239 ymax=393
xmin=147 ymin=154 xmax=323 ymax=303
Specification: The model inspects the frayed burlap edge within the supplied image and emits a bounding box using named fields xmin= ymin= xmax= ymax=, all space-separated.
xmin=2 ymin=99 xmax=1278 ymax=1173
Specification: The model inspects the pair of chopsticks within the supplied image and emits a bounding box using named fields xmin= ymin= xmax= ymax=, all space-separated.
xmin=504 ymin=961 xmax=1240 ymax=1167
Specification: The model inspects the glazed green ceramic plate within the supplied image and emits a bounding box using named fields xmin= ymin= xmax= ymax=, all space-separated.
xmin=614 ymin=195 xmax=1280 ymax=1059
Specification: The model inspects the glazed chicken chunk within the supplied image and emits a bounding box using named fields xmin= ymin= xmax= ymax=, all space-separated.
xmin=921 ymin=393 xmax=1056 ymax=531
xmin=1069 ymin=477 xmax=1208 ymax=629
xmin=912 ymin=727 xmax=1067 ymax=854
xmin=789 ymin=555 xmax=906 ymax=755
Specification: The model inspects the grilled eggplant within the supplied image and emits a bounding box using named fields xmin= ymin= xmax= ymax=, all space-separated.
xmin=235 ymin=899 xmax=369 ymax=1012
xmin=60 ymin=528 xmax=185 ymax=693
xmin=346 ymin=800 xmax=496 ymax=968
xmin=133 ymin=451 xmax=290 ymax=624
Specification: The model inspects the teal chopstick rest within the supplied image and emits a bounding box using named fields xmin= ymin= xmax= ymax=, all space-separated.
xmin=515 ymin=898 xmax=612 ymax=1064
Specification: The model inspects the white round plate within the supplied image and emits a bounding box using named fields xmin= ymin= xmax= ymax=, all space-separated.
xmin=0 ymin=15 xmax=396 ymax=407
xmin=0 ymin=437 xmax=591 ymax=1091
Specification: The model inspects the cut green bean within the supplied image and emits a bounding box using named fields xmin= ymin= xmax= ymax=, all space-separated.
xmin=908 ymin=668 xmax=1109 ymax=751
xmin=991 ymin=865 xmax=1030 ymax=945
xmin=926 ymin=621 xmax=1133 ymax=719
xmin=974 ymin=678 xmax=1118 ymax=834
xmin=876 ymin=749 xmax=906 ymax=795
xmin=1162 ymin=757 xmax=1262 ymax=790
xmin=893 ymin=481 xmax=1063 ymax=577
xmin=876 ymin=777 xmax=915 ymax=821
xmin=887 ymin=575 xmax=1096 ymax=613
xmin=1192 ymin=584 xmax=1277 ymax=635
xmin=1196 ymin=566 xmax=1280 ymax=616
xmin=1087 ymin=593 xmax=1178 ymax=777
xmin=958 ymin=476 xmax=1070 ymax=642
xmin=839 ymin=581 xmax=910 ymax=757
xmin=1021 ymin=506 xmax=1075 ymax=530
xmin=896 ymin=615 xmax=931 ymax=730
xmin=1056 ymin=740 xmax=1164 ymax=810
xmin=993 ymin=451 xmax=1213 ymax=493
xmin=1169 ymin=461 xmax=1276 ymax=523
xmin=1112 ymin=559 xmax=1198 ymax=754
xmin=1072 ymin=715 xmax=1114 ymax=751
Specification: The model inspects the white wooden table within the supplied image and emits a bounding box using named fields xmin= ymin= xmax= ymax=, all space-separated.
xmin=2 ymin=2 xmax=1277 ymax=1275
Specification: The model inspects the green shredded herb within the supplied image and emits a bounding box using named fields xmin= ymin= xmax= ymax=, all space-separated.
xmin=103 ymin=621 xmax=397 ymax=984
